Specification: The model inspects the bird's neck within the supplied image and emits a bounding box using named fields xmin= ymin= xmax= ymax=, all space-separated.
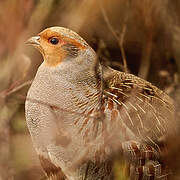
xmin=36 ymin=54 xmax=103 ymax=115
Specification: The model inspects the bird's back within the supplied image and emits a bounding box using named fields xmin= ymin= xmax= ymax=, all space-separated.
xmin=102 ymin=66 xmax=175 ymax=143
xmin=99 ymin=65 xmax=176 ymax=179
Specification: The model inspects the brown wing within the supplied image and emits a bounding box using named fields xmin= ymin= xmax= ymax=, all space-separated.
xmin=101 ymin=66 xmax=175 ymax=179
xmin=102 ymin=66 xmax=175 ymax=146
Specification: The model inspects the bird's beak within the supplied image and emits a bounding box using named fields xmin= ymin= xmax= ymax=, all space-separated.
xmin=26 ymin=36 xmax=40 ymax=46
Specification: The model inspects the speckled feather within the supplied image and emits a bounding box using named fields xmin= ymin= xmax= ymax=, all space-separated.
xmin=25 ymin=27 xmax=175 ymax=180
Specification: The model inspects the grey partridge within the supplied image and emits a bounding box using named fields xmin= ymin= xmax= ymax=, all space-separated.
xmin=25 ymin=27 xmax=176 ymax=180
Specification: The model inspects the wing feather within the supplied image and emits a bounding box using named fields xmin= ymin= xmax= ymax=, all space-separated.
xmin=102 ymin=66 xmax=175 ymax=145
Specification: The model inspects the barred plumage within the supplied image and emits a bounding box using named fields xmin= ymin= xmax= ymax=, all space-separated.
xmin=26 ymin=27 xmax=176 ymax=180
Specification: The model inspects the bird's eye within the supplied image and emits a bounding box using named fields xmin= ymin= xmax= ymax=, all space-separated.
xmin=49 ymin=37 xmax=59 ymax=45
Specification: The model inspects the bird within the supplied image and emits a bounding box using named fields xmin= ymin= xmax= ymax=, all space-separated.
xmin=25 ymin=27 xmax=176 ymax=180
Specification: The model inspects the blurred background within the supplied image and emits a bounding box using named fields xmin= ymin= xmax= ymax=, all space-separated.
xmin=0 ymin=0 xmax=180 ymax=179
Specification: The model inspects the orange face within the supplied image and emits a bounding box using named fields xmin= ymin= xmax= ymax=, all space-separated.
xmin=27 ymin=28 xmax=86 ymax=67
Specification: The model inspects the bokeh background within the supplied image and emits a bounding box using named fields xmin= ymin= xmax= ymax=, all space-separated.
xmin=0 ymin=0 xmax=180 ymax=179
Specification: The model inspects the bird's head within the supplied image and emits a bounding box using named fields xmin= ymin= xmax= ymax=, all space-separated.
xmin=26 ymin=27 xmax=91 ymax=67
